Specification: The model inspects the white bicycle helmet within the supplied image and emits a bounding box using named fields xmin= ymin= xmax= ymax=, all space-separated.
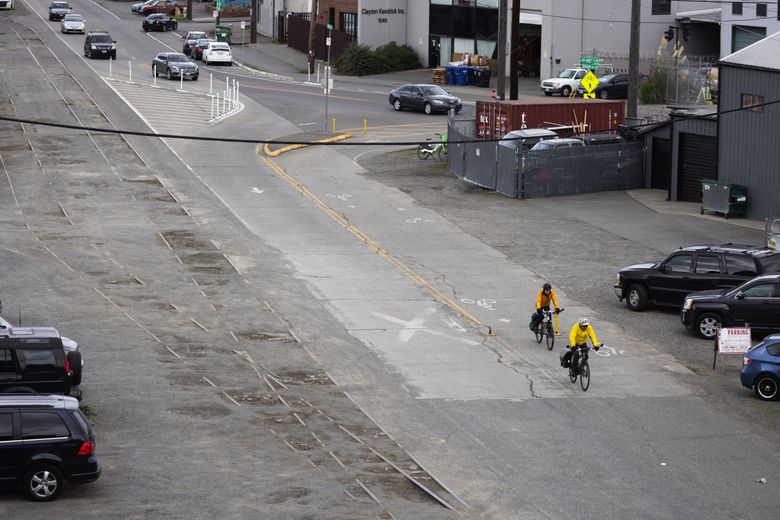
xmin=578 ymin=317 xmax=590 ymax=327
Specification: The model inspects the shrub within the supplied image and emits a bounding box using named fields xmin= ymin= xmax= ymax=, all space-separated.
xmin=375 ymin=41 xmax=420 ymax=71
xmin=639 ymin=70 xmax=665 ymax=104
xmin=335 ymin=41 xmax=420 ymax=76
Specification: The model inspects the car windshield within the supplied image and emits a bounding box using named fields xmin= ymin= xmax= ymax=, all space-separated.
xmin=421 ymin=86 xmax=448 ymax=96
xmin=52 ymin=2 xmax=69 ymax=8
xmin=532 ymin=141 xmax=554 ymax=150
xmin=63 ymin=14 xmax=81 ymax=20
xmin=91 ymin=34 xmax=112 ymax=43
xmin=557 ymin=69 xmax=577 ymax=79
xmin=758 ymin=253 xmax=780 ymax=273
xmin=196 ymin=39 xmax=210 ymax=45
xmin=212 ymin=44 xmax=229 ymax=50
xmin=188 ymin=32 xmax=206 ymax=40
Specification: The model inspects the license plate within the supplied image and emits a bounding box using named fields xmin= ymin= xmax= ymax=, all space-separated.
xmin=100 ymin=50 xmax=107 ymax=53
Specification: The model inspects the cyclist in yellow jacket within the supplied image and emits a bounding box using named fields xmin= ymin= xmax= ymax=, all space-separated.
xmin=567 ymin=317 xmax=601 ymax=374
xmin=530 ymin=282 xmax=560 ymax=331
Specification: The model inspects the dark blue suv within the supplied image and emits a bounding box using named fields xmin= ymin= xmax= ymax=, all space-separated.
xmin=0 ymin=395 xmax=101 ymax=501
xmin=740 ymin=333 xmax=780 ymax=401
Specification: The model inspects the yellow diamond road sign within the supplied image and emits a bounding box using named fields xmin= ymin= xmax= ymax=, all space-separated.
xmin=580 ymin=70 xmax=599 ymax=93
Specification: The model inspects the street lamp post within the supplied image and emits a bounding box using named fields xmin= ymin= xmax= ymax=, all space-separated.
xmin=324 ymin=24 xmax=332 ymax=132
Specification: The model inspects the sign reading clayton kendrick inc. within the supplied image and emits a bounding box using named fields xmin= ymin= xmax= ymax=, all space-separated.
xmin=357 ymin=0 xmax=407 ymax=49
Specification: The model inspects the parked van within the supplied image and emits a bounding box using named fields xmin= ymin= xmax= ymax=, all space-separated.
xmin=499 ymin=128 xmax=558 ymax=152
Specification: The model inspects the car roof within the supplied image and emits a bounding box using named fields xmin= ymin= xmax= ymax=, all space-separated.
xmin=0 ymin=326 xmax=62 ymax=339
xmin=677 ymin=243 xmax=777 ymax=256
xmin=0 ymin=394 xmax=79 ymax=410
xmin=87 ymin=31 xmax=110 ymax=36
xmin=504 ymin=129 xmax=557 ymax=138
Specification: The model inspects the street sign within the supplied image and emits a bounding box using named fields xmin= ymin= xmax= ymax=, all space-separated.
xmin=326 ymin=23 xmax=333 ymax=30
xmin=580 ymin=56 xmax=600 ymax=70
xmin=240 ymin=21 xmax=246 ymax=29
xmin=212 ymin=10 xmax=218 ymax=18
xmin=580 ymin=70 xmax=599 ymax=93
xmin=717 ymin=328 xmax=752 ymax=354
xmin=326 ymin=37 xmax=331 ymax=46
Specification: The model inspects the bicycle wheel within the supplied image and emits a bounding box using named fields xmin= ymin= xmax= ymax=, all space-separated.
xmin=435 ymin=147 xmax=443 ymax=161
xmin=417 ymin=144 xmax=429 ymax=160
xmin=568 ymin=363 xmax=577 ymax=383
xmin=534 ymin=325 xmax=543 ymax=343
xmin=580 ymin=362 xmax=590 ymax=391
xmin=546 ymin=324 xmax=554 ymax=350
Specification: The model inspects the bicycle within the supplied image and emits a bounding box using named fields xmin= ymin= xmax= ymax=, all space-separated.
xmin=417 ymin=133 xmax=447 ymax=161
xmin=532 ymin=308 xmax=563 ymax=350
xmin=566 ymin=344 xmax=600 ymax=391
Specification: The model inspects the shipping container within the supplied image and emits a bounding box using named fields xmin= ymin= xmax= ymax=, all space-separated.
xmin=475 ymin=99 xmax=625 ymax=140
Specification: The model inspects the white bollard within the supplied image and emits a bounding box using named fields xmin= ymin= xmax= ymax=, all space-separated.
xmin=222 ymin=92 xmax=226 ymax=115
xmin=209 ymin=73 xmax=212 ymax=95
xmin=236 ymin=80 xmax=239 ymax=107
xmin=210 ymin=95 xmax=214 ymax=120
xmin=216 ymin=93 xmax=220 ymax=117
xmin=128 ymin=61 xmax=132 ymax=83
xmin=180 ymin=70 xmax=183 ymax=91
xmin=109 ymin=57 xmax=112 ymax=78
xmin=316 ymin=62 xmax=320 ymax=84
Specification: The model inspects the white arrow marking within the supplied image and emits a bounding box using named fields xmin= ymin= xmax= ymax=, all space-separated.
xmin=251 ymin=187 xmax=265 ymax=194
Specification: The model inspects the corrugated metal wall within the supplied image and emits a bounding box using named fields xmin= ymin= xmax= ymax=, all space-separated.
xmin=718 ymin=64 xmax=780 ymax=220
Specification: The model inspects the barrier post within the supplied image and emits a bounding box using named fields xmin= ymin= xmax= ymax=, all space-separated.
xmin=128 ymin=61 xmax=132 ymax=83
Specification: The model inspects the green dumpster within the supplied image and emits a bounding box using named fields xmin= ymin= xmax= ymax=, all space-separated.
xmin=215 ymin=25 xmax=232 ymax=43
xmin=700 ymin=179 xmax=748 ymax=219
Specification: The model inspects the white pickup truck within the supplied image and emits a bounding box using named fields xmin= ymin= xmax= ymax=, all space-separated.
xmin=540 ymin=68 xmax=589 ymax=97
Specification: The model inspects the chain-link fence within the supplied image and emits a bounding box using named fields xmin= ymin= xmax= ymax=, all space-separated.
xmin=448 ymin=118 xmax=645 ymax=199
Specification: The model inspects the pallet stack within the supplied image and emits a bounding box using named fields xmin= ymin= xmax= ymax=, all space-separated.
xmin=431 ymin=68 xmax=447 ymax=85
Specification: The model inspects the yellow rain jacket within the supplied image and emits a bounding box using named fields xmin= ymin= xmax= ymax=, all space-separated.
xmin=536 ymin=289 xmax=559 ymax=310
xmin=569 ymin=323 xmax=599 ymax=347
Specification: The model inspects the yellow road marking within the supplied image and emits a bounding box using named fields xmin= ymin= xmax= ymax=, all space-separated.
xmin=240 ymin=82 xmax=367 ymax=102
xmin=259 ymin=151 xmax=485 ymax=330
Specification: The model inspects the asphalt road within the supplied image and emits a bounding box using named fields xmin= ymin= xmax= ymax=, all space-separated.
xmin=1 ymin=2 xmax=779 ymax=519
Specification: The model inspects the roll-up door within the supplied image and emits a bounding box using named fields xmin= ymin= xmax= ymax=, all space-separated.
xmin=678 ymin=133 xmax=717 ymax=202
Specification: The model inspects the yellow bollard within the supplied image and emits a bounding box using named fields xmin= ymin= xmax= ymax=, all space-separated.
xmin=363 ymin=118 xmax=367 ymax=134
xmin=332 ymin=118 xmax=336 ymax=132
xmin=554 ymin=312 xmax=561 ymax=336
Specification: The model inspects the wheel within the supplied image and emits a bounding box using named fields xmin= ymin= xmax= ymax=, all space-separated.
xmin=534 ymin=325 xmax=543 ymax=343
xmin=173 ymin=22 xmax=178 ymax=30
xmin=546 ymin=324 xmax=555 ymax=350
xmin=435 ymin=147 xmax=443 ymax=161
xmin=568 ymin=364 xmax=577 ymax=383
xmin=417 ymin=144 xmax=429 ymax=160
xmin=23 ymin=464 xmax=63 ymax=502
xmin=580 ymin=362 xmax=590 ymax=391
xmin=144 ymin=27 xmax=149 ymax=32
xmin=68 ymin=351 xmax=82 ymax=386
xmin=561 ymin=86 xmax=572 ymax=97
xmin=166 ymin=69 xmax=172 ymax=80
xmin=599 ymin=89 xmax=609 ymax=99
xmin=544 ymin=91 xmax=553 ymax=96
xmin=192 ymin=76 xmax=198 ymax=81
xmin=227 ymin=61 xmax=232 ymax=66
xmin=424 ymin=102 xmax=433 ymax=115
xmin=626 ymin=284 xmax=649 ymax=311
xmin=392 ymin=98 xmax=402 ymax=111
xmin=754 ymin=374 xmax=780 ymax=401
xmin=695 ymin=312 xmax=721 ymax=340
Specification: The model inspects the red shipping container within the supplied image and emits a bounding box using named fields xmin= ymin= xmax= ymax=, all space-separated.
xmin=475 ymin=98 xmax=625 ymax=139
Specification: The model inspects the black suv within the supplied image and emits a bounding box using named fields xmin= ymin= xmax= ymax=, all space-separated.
xmin=681 ymin=274 xmax=780 ymax=339
xmin=0 ymin=394 xmax=101 ymax=501
xmin=0 ymin=327 xmax=82 ymax=398
xmin=614 ymin=243 xmax=780 ymax=311
xmin=84 ymin=31 xmax=116 ymax=59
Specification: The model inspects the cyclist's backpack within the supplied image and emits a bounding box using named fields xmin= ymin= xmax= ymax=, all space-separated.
xmin=560 ymin=349 xmax=572 ymax=368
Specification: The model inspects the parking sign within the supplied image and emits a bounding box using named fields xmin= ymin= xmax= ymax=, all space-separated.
xmin=240 ymin=21 xmax=246 ymax=29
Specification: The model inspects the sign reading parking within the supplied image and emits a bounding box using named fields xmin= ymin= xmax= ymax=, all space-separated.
xmin=717 ymin=327 xmax=752 ymax=354
xmin=580 ymin=70 xmax=599 ymax=99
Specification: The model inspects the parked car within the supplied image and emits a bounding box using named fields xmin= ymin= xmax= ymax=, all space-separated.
xmin=84 ymin=31 xmax=116 ymax=60
xmin=540 ymin=68 xmax=587 ymax=97
xmin=0 ymin=327 xmax=82 ymax=397
xmin=681 ymin=274 xmax=780 ymax=339
xmin=48 ymin=1 xmax=70 ymax=21
xmin=60 ymin=13 xmax=85 ymax=34
xmin=0 ymin=314 xmax=82 ymax=377
xmin=131 ymin=0 xmax=155 ymax=13
xmin=615 ymin=243 xmax=780 ymax=311
xmin=0 ymin=394 xmax=101 ymax=501
xmin=577 ymin=133 xmax=623 ymax=145
xmin=740 ymin=333 xmax=780 ymax=401
xmin=183 ymin=30 xmax=207 ymax=55
xmin=576 ymin=73 xmax=628 ymax=99
xmin=202 ymin=41 xmax=232 ymax=65
xmin=142 ymin=13 xmax=177 ymax=32
xmin=530 ymin=138 xmax=585 ymax=151
xmin=139 ymin=0 xmax=180 ymax=15
xmin=0 ymin=0 xmax=14 ymax=10
xmin=388 ymin=84 xmax=462 ymax=115
xmin=499 ymin=128 xmax=557 ymax=152
xmin=192 ymin=38 xmax=212 ymax=60
xmin=152 ymin=52 xmax=198 ymax=81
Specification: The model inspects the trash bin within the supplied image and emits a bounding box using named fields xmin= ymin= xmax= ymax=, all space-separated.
xmin=215 ymin=25 xmax=232 ymax=43
xmin=476 ymin=68 xmax=491 ymax=88
xmin=700 ymin=179 xmax=748 ymax=218
xmin=445 ymin=66 xmax=455 ymax=85
xmin=467 ymin=67 xmax=479 ymax=86
xmin=455 ymin=68 xmax=467 ymax=86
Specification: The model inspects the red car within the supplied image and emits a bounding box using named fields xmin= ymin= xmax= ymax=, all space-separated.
xmin=192 ymin=38 xmax=213 ymax=60
xmin=139 ymin=0 xmax=180 ymax=15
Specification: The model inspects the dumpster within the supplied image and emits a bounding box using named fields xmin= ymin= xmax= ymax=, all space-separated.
xmin=454 ymin=68 xmax=467 ymax=86
xmin=215 ymin=25 xmax=232 ymax=43
xmin=700 ymin=179 xmax=748 ymax=218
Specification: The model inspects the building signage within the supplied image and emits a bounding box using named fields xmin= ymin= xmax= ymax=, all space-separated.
xmin=357 ymin=0 xmax=407 ymax=49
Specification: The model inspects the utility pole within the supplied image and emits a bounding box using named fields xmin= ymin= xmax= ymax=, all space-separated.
xmin=627 ymin=0 xmax=641 ymax=119
xmin=250 ymin=0 xmax=257 ymax=44
xmin=186 ymin=0 xmax=192 ymax=21
xmin=307 ymin=0 xmax=319 ymax=74
xmin=509 ymin=0 xmax=520 ymax=99
xmin=496 ymin=0 xmax=508 ymax=100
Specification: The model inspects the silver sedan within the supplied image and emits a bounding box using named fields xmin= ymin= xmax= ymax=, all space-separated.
xmin=61 ymin=13 xmax=85 ymax=34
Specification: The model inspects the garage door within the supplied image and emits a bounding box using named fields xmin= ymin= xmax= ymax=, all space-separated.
xmin=678 ymin=133 xmax=717 ymax=202
xmin=651 ymin=138 xmax=671 ymax=190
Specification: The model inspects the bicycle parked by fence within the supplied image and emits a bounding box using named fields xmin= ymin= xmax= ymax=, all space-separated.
xmin=532 ymin=308 xmax=563 ymax=350
xmin=417 ymin=133 xmax=448 ymax=161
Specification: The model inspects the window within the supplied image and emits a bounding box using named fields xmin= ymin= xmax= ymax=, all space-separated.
xmin=742 ymin=94 xmax=764 ymax=112
xmin=740 ymin=283 xmax=776 ymax=298
xmin=767 ymin=344 xmax=780 ymax=356
xmin=0 ymin=349 xmax=14 ymax=374
xmin=695 ymin=255 xmax=722 ymax=274
xmin=664 ymin=254 xmax=693 ymax=273
xmin=732 ymin=2 xmax=743 ymax=15
xmin=726 ymin=255 xmax=758 ymax=276
xmin=652 ymin=0 xmax=671 ymax=15
xmin=0 ymin=413 xmax=13 ymax=441
xmin=756 ymin=3 xmax=767 ymax=16
xmin=17 ymin=349 xmax=58 ymax=372
xmin=21 ymin=412 xmax=69 ymax=439
xmin=340 ymin=12 xmax=357 ymax=40
xmin=758 ymin=254 xmax=780 ymax=273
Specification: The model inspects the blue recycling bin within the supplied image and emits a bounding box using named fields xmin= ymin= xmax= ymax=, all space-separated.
xmin=445 ymin=66 xmax=455 ymax=85
xmin=455 ymin=68 xmax=467 ymax=86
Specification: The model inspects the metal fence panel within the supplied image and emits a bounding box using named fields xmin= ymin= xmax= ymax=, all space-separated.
xmin=464 ymin=141 xmax=497 ymax=190
xmin=496 ymin=145 xmax=519 ymax=197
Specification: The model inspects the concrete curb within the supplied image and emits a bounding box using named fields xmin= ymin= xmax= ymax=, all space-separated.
xmin=263 ymin=132 xmax=353 ymax=157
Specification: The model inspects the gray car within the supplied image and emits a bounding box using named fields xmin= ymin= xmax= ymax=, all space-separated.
xmin=60 ymin=13 xmax=85 ymax=34
xmin=48 ymin=0 xmax=70 ymax=21
xmin=152 ymin=52 xmax=199 ymax=81
xmin=388 ymin=84 xmax=462 ymax=115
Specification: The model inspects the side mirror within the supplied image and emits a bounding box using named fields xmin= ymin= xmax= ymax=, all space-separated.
xmin=736 ymin=292 xmax=745 ymax=300
xmin=661 ymin=265 xmax=672 ymax=273
xmin=417 ymin=92 xmax=423 ymax=97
